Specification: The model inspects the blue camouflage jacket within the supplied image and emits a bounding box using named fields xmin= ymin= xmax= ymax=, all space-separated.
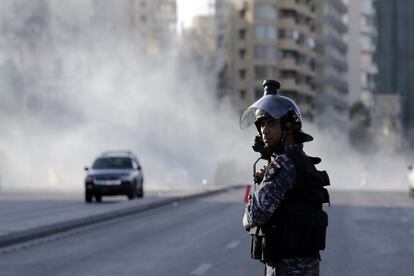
xmin=243 ymin=144 xmax=302 ymax=228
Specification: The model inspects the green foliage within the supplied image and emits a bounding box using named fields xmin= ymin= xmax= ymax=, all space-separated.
xmin=349 ymin=101 xmax=371 ymax=127
xmin=348 ymin=101 xmax=375 ymax=152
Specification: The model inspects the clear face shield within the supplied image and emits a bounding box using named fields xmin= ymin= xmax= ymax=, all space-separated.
xmin=239 ymin=95 xmax=301 ymax=130
xmin=240 ymin=94 xmax=314 ymax=143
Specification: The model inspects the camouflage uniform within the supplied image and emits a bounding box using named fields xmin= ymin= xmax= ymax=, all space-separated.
xmin=266 ymin=257 xmax=319 ymax=276
xmin=243 ymin=144 xmax=320 ymax=276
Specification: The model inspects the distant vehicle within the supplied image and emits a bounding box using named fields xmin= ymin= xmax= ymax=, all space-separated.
xmin=84 ymin=151 xmax=144 ymax=203
xmin=408 ymin=165 xmax=414 ymax=197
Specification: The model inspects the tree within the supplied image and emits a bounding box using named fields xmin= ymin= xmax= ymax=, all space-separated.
xmin=348 ymin=101 xmax=374 ymax=151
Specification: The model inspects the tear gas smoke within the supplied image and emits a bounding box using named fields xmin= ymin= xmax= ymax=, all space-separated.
xmin=0 ymin=0 xmax=410 ymax=193
xmin=0 ymin=0 xmax=256 ymax=191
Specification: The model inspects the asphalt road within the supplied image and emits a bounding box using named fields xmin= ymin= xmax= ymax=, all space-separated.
xmin=0 ymin=189 xmax=414 ymax=276
xmin=323 ymin=190 xmax=414 ymax=276
xmin=0 ymin=188 xmax=262 ymax=276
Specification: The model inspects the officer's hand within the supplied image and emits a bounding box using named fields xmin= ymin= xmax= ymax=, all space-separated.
xmin=254 ymin=166 xmax=267 ymax=183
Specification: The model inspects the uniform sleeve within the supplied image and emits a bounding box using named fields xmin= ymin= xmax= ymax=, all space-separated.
xmin=244 ymin=155 xmax=296 ymax=227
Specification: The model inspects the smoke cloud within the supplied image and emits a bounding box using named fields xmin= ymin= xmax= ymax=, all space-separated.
xmin=0 ymin=0 xmax=409 ymax=193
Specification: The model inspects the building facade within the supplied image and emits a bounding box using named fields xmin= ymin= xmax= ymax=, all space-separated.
xmin=313 ymin=0 xmax=348 ymax=122
xmin=375 ymin=0 xmax=414 ymax=139
xmin=347 ymin=0 xmax=377 ymax=107
xmin=216 ymin=0 xmax=347 ymax=120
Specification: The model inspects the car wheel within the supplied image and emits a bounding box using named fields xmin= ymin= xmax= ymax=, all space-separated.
xmin=127 ymin=188 xmax=135 ymax=200
xmin=85 ymin=191 xmax=93 ymax=203
xmin=95 ymin=194 xmax=102 ymax=202
xmin=136 ymin=184 xmax=144 ymax=198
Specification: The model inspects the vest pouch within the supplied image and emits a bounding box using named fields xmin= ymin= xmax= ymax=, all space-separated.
xmin=250 ymin=235 xmax=263 ymax=260
xmin=249 ymin=227 xmax=265 ymax=260
xmin=278 ymin=209 xmax=328 ymax=251
xmin=261 ymin=226 xmax=282 ymax=262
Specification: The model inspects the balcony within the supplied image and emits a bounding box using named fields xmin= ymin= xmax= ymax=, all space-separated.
xmin=278 ymin=57 xmax=297 ymax=70
xmin=296 ymin=3 xmax=314 ymax=18
xmin=280 ymin=78 xmax=300 ymax=92
xmin=319 ymin=33 xmax=347 ymax=53
xmin=278 ymin=0 xmax=314 ymax=18
xmin=298 ymin=63 xmax=316 ymax=77
xmin=299 ymin=84 xmax=315 ymax=96
xmin=327 ymin=55 xmax=348 ymax=72
xmin=278 ymin=0 xmax=298 ymax=11
xmin=278 ymin=38 xmax=299 ymax=51
xmin=316 ymin=74 xmax=348 ymax=92
xmin=278 ymin=17 xmax=297 ymax=29
xmin=329 ymin=0 xmax=347 ymax=14
xmin=323 ymin=13 xmax=347 ymax=34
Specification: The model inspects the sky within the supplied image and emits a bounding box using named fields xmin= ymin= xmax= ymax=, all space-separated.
xmin=177 ymin=0 xmax=213 ymax=28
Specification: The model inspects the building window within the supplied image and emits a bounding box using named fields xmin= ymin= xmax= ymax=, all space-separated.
xmin=255 ymin=25 xmax=277 ymax=40
xmin=282 ymin=50 xmax=299 ymax=63
xmin=254 ymin=4 xmax=277 ymax=20
xmin=279 ymin=28 xmax=299 ymax=41
xmin=240 ymin=9 xmax=246 ymax=19
xmin=254 ymin=66 xmax=277 ymax=80
xmin=239 ymin=29 xmax=246 ymax=40
xmin=254 ymin=45 xmax=277 ymax=60
xmin=255 ymin=66 xmax=267 ymax=80
xmin=239 ymin=49 xmax=246 ymax=59
xmin=240 ymin=89 xmax=246 ymax=99
xmin=239 ymin=69 xmax=246 ymax=79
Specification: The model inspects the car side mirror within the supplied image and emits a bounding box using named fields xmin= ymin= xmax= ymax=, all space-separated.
xmin=84 ymin=167 xmax=89 ymax=171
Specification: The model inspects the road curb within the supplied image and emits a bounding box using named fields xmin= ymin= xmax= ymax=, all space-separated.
xmin=0 ymin=185 xmax=244 ymax=248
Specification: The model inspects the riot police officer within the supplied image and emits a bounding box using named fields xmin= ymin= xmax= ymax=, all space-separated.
xmin=241 ymin=80 xmax=330 ymax=276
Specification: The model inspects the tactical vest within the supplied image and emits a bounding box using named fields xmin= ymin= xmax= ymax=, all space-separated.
xmin=249 ymin=148 xmax=330 ymax=263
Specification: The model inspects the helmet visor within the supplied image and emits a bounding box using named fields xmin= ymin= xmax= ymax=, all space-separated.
xmin=239 ymin=95 xmax=294 ymax=130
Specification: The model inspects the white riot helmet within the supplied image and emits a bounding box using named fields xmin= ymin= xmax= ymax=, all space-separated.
xmin=240 ymin=80 xmax=313 ymax=143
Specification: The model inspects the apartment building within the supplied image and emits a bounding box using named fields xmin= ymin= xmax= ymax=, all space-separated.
xmin=216 ymin=0 xmax=347 ymax=120
xmin=375 ymin=0 xmax=414 ymax=139
xmin=347 ymin=0 xmax=377 ymax=107
xmin=314 ymin=0 xmax=348 ymax=120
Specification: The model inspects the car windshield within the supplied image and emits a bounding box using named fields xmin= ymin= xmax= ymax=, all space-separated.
xmin=92 ymin=157 xmax=133 ymax=169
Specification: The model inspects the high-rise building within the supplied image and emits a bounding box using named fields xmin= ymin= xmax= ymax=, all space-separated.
xmin=347 ymin=0 xmax=377 ymax=107
xmin=178 ymin=15 xmax=216 ymax=77
xmin=375 ymin=0 xmax=414 ymax=138
xmin=215 ymin=0 xmax=347 ymax=120
xmin=0 ymin=0 xmax=177 ymax=79
xmin=314 ymin=0 xmax=348 ymax=122
xmin=0 ymin=0 xmax=177 ymax=116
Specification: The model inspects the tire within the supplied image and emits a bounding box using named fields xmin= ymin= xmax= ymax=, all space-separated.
xmin=136 ymin=187 xmax=144 ymax=198
xmin=127 ymin=185 xmax=135 ymax=200
xmin=136 ymin=181 xmax=144 ymax=198
xmin=95 ymin=194 xmax=102 ymax=202
xmin=85 ymin=191 xmax=93 ymax=203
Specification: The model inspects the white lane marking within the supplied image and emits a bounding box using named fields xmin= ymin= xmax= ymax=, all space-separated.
xmin=226 ymin=240 xmax=241 ymax=249
xmin=190 ymin=263 xmax=213 ymax=275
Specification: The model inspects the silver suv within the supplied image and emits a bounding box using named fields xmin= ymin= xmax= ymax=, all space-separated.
xmin=84 ymin=151 xmax=144 ymax=203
